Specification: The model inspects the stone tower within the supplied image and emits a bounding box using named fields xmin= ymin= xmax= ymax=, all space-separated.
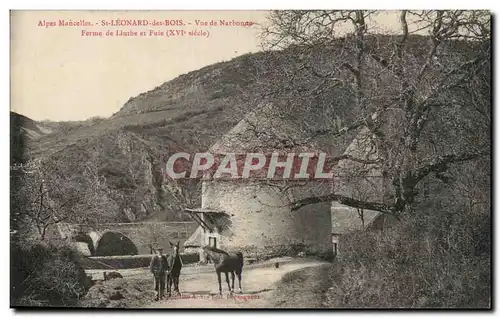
xmin=184 ymin=103 xmax=333 ymax=259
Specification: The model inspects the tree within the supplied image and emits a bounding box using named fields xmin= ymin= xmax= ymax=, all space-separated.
xmin=14 ymin=159 xmax=80 ymax=240
xmin=14 ymin=157 xmax=115 ymax=240
xmin=259 ymin=10 xmax=491 ymax=217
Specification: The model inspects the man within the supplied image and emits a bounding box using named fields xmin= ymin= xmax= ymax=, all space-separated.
xmin=149 ymin=247 xmax=168 ymax=301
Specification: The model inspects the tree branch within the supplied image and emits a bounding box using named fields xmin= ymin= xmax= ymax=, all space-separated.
xmin=311 ymin=117 xmax=364 ymax=138
xmin=342 ymin=62 xmax=360 ymax=77
xmin=291 ymin=192 xmax=396 ymax=215
xmin=369 ymin=53 xmax=389 ymax=68
xmin=328 ymin=154 xmax=382 ymax=167
xmin=413 ymin=149 xmax=489 ymax=184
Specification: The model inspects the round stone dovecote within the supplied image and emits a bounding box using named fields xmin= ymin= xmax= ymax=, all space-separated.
xmin=184 ymin=103 xmax=334 ymax=259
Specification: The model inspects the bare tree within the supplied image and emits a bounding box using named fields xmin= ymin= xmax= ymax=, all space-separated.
xmin=259 ymin=10 xmax=490 ymax=217
xmin=16 ymin=159 xmax=83 ymax=240
xmin=16 ymin=156 xmax=117 ymax=240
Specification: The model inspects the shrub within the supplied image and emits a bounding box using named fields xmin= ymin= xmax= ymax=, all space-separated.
xmin=325 ymin=203 xmax=491 ymax=308
xmin=11 ymin=240 xmax=92 ymax=307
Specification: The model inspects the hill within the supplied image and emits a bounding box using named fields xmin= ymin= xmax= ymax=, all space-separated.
xmin=12 ymin=42 xmax=350 ymax=223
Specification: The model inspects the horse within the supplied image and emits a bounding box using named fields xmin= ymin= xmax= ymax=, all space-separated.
xmin=202 ymin=245 xmax=244 ymax=295
xmin=166 ymin=241 xmax=183 ymax=297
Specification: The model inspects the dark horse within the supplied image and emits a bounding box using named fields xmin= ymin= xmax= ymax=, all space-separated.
xmin=202 ymin=245 xmax=244 ymax=295
xmin=166 ymin=241 xmax=182 ymax=296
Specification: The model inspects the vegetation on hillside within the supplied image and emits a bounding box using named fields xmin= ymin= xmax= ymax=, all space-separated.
xmin=15 ymin=43 xmax=365 ymax=223
xmin=260 ymin=10 xmax=491 ymax=308
xmin=10 ymin=238 xmax=93 ymax=307
xmin=270 ymin=159 xmax=490 ymax=308
xmin=10 ymin=117 xmax=93 ymax=307
xmin=261 ymin=10 xmax=490 ymax=216
xmin=326 ymin=182 xmax=490 ymax=308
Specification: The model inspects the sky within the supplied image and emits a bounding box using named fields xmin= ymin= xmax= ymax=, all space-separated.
xmin=10 ymin=10 xmax=269 ymax=121
xmin=10 ymin=10 xmax=404 ymax=122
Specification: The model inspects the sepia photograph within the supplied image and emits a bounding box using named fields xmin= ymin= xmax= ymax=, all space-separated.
xmin=9 ymin=7 xmax=492 ymax=310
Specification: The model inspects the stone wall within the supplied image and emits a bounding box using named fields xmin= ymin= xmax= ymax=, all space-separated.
xmin=200 ymin=180 xmax=333 ymax=258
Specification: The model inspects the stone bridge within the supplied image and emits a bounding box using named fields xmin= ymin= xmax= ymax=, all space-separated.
xmin=57 ymin=221 xmax=198 ymax=257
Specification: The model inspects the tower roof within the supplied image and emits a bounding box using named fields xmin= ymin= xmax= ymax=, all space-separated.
xmin=209 ymin=102 xmax=324 ymax=154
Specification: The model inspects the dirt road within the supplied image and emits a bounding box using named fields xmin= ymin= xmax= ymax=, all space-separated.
xmin=143 ymin=257 xmax=328 ymax=308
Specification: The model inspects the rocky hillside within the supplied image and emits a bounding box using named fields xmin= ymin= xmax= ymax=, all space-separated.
xmin=11 ymin=34 xmax=488 ymax=224
xmin=10 ymin=112 xmax=53 ymax=140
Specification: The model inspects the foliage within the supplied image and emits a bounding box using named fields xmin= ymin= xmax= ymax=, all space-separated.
xmin=11 ymin=239 xmax=93 ymax=307
xmin=325 ymin=166 xmax=490 ymax=308
xmin=12 ymin=157 xmax=113 ymax=240
xmin=261 ymin=10 xmax=491 ymax=217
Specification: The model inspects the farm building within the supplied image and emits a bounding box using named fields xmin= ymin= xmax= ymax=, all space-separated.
xmin=184 ymin=103 xmax=334 ymax=259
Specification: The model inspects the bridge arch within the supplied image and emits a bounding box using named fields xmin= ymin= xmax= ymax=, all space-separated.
xmin=94 ymin=231 xmax=139 ymax=256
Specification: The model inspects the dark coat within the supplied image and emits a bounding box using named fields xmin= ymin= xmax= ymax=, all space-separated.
xmin=149 ymin=254 xmax=168 ymax=275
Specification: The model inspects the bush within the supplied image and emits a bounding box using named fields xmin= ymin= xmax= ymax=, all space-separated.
xmin=11 ymin=240 xmax=93 ymax=307
xmin=325 ymin=202 xmax=491 ymax=308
